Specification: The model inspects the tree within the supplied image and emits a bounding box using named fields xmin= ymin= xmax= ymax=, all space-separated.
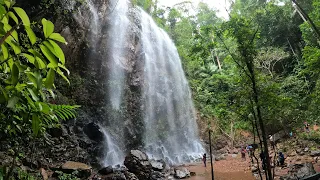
xmin=0 ymin=0 xmax=78 ymax=138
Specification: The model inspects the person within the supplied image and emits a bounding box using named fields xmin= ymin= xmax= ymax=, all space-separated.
xmin=241 ymin=146 xmax=246 ymax=161
xmin=202 ymin=153 xmax=206 ymax=167
xmin=305 ymin=121 xmax=310 ymax=133
xmin=277 ymin=152 xmax=285 ymax=166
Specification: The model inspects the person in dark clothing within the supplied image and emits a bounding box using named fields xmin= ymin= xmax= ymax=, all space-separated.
xmin=203 ymin=153 xmax=207 ymax=167
xmin=240 ymin=146 xmax=246 ymax=161
xmin=277 ymin=152 xmax=285 ymax=166
xmin=260 ymin=151 xmax=266 ymax=170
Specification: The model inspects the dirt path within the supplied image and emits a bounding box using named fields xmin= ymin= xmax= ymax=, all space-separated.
xmin=184 ymin=155 xmax=255 ymax=180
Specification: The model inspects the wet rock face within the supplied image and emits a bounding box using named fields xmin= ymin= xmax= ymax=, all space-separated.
xmin=83 ymin=122 xmax=104 ymax=142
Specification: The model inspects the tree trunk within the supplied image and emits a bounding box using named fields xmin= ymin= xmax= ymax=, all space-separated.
xmin=292 ymin=0 xmax=320 ymax=42
xmin=246 ymin=61 xmax=273 ymax=180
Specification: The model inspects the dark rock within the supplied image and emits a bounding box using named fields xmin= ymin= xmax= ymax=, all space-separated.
xmin=150 ymin=159 xmax=166 ymax=171
xmin=48 ymin=127 xmax=63 ymax=137
xmin=104 ymin=172 xmax=127 ymax=180
xmin=280 ymin=163 xmax=316 ymax=180
xmin=124 ymin=171 xmax=139 ymax=180
xmin=22 ymin=157 xmax=39 ymax=169
xmin=124 ymin=150 xmax=152 ymax=180
xmin=174 ymin=168 xmax=190 ymax=179
xmin=310 ymin=150 xmax=320 ymax=157
xmin=151 ymin=171 xmax=165 ymax=180
xmin=99 ymin=166 xmax=114 ymax=175
xmin=83 ymin=122 xmax=104 ymax=142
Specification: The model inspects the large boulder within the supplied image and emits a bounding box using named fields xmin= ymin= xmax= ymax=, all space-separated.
xmin=61 ymin=161 xmax=92 ymax=178
xmin=310 ymin=150 xmax=320 ymax=157
xmin=124 ymin=150 xmax=152 ymax=179
xmin=174 ymin=168 xmax=190 ymax=179
xmin=280 ymin=163 xmax=316 ymax=180
xmin=150 ymin=159 xmax=166 ymax=171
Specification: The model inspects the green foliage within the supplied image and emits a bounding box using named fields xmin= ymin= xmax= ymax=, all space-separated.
xmin=56 ymin=171 xmax=79 ymax=180
xmin=0 ymin=0 xmax=78 ymax=138
xmin=299 ymin=131 xmax=320 ymax=144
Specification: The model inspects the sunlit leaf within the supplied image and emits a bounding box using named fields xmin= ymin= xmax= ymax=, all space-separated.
xmin=45 ymin=68 xmax=55 ymax=89
xmin=42 ymin=18 xmax=54 ymax=38
xmin=8 ymin=11 xmax=18 ymax=24
xmin=13 ymin=7 xmax=30 ymax=26
xmin=25 ymin=26 xmax=36 ymax=45
xmin=49 ymin=33 xmax=66 ymax=43
xmin=40 ymin=44 xmax=58 ymax=67
xmin=1 ymin=44 xmax=8 ymax=59
xmin=49 ymin=40 xmax=65 ymax=64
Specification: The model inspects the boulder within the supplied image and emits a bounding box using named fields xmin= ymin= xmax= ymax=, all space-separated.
xmin=304 ymin=147 xmax=309 ymax=152
xmin=99 ymin=166 xmax=114 ymax=175
xmin=151 ymin=171 xmax=165 ymax=180
xmin=83 ymin=122 xmax=104 ymax=142
xmin=61 ymin=161 xmax=92 ymax=178
xmin=150 ymin=159 xmax=166 ymax=171
xmin=174 ymin=168 xmax=190 ymax=179
xmin=215 ymin=154 xmax=226 ymax=161
xmin=124 ymin=171 xmax=139 ymax=180
xmin=124 ymin=150 xmax=152 ymax=179
xmin=280 ymin=163 xmax=316 ymax=180
xmin=310 ymin=151 xmax=320 ymax=157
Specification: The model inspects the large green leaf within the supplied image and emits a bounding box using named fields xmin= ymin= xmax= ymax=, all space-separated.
xmin=8 ymin=11 xmax=18 ymax=24
xmin=25 ymin=26 xmax=36 ymax=45
xmin=43 ymin=40 xmax=57 ymax=57
xmin=49 ymin=40 xmax=65 ymax=64
xmin=57 ymin=68 xmax=69 ymax=84
xmin=4 ymin=0 xmax=10 ymax=9
xmin=28 ymin=49 xmax=47 ymax=69
xmin=0 ymin=5 xmax=7 ymax=19
xmin=45 ymin=68 xmax=55 ymax=89
xmin=26 ymin=72 xmax=37 ymax=88
xmin=32 ymin=114 xmax=40 ymax=137
xmin=21 ymin=53 xmax=35 ymax=64
xmin=13 ymin=7 xmax=30 ymax=26
xmin=7 ymin=96 xmax=19 ymax=108
xmin=58 ymin=63 xmax=70 ymax=75
xmin=11 ymin=63 xmax=19 ymax=85
xmin=27 ymin=88 xmax=39 ymax=102
xmin=40 ymin=44 xmax=58 ymax=67
xmin=1 ymin=44 xmax=8 ymax=59
xmin=42 ymin=18 xmax=54 ymax=38
xmin=5 ymin=36 xmax=21 ymax=54
xmin=49 ymin=33 xmax=66 ymax=43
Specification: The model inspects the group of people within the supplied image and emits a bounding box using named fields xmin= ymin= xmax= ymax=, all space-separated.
xmin=240 ymin=144 xmax=254 ymax=161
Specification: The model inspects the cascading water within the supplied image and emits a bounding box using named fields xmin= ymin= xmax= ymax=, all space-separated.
xmin=139 ymin=8 xmax=204 ymax=164
xmin=71 ymin=0 xmax=204 ymax=166
xmin=107 ymin=0 xmax=130 ymax=110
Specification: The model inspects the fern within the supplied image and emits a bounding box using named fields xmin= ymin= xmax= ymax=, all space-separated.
xmin=50 ymin=104 xmax=80 ymax=121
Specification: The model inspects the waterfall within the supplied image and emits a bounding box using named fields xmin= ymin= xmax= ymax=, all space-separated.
xmin=70 ymin=0 xmax=204 ymax=166
xmin=139 ymin=8 xmax=204 ymax=164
